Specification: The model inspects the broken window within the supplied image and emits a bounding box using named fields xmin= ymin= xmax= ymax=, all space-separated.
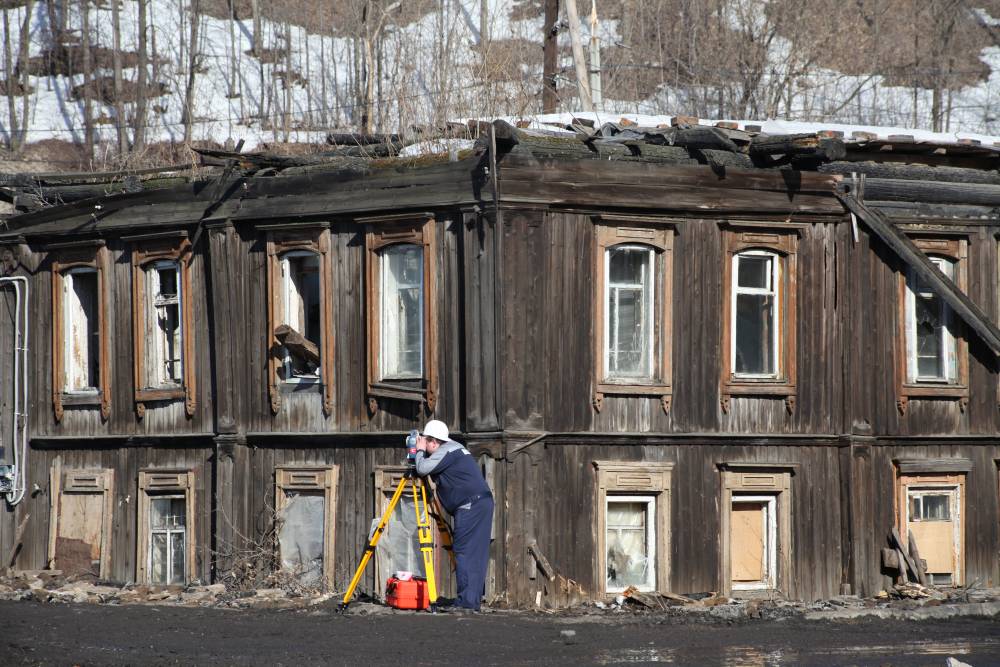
xmin=594 ymin=461 xmax=672 ymax=596
xmin=62 ymin=268 xmax=100 ymax=392
xmin=606 ymin=496 xmax=655 ymax=592
xmin=592 ymin=221 xmax=673 ymax=411
xmin=279 ymin=251 xmax=322 ymax=381
xmin=719 ymin=227 xmax=798 ymax=411
xmin=130 ymin=236 xmax=196 ymax=417
xmin=265 ymin=228 xmax=334 ymax=415
xmin=604 ymin=246 xmax=654 ymax=379
xmin=274 ymin=467 xmax=338 ymax=589
xmin=905 ymin=258 xmax=958 ymax=383
xmin=730 ymin=495 xmax=777 ymax=590
xmin=732 ymin=251 xmax=779 ymax=378
xmin=364 ymin=219 xmax=438 ymax=412
xmin=149 ymin=496 xmax=187 ymax=585
xmin=380 ymin=244 xmax=424 ymax=379
xmin=136 ymin=470 xmax=195 ymax=586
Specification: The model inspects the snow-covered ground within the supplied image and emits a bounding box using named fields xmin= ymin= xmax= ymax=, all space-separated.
xmin=2 ymin=0 xmax=1000 ymax=154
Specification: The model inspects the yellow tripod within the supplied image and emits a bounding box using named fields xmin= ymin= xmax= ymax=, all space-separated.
xmin=340 ymin=471 xmax=453 ymax=610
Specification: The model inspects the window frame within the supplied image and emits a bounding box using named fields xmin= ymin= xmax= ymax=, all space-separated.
xmin=604 ymin=494 xmax=657 ymax=593
xmin=275 ymin=466 xmax=339 ymax=590
xmin=895 ymin=236 xmax=969 ymax=414
xmin=51 ymin=242 xmax=110 ymax=422
xmin=592 ymin=219 xmax=674 ymax=413
xmin=729 ymin=494 xmax=778 ymax=591
xmin=593 ymin=460 xmax=672 ymax=597
xmin=136 ymin=470 xmax=196 ymax=586
xmin=718 ymin=464 xmax=793 ymax=596
xmin=720 ymin=226 xmax=798 ymax=413
xmin=730 ymin=250 xmax=781 ymax=380
xmin=265 ymin=225 xmax=335 ymax=416
xmin=364 ymin=216 xmax=438 ymax=413
xmin=895 ymin=469 xmax=966 ymax=587
xmin=131 ymin=235 xmax=196 ymax=418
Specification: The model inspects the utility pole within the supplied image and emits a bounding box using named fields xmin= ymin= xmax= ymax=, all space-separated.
xmin=588 ymin=0 xmax=601 ymax=111
xmin=563 ymin=0 xmax=593 ymax=112
xmin=542 ymin=0 xmax=559 ymax=113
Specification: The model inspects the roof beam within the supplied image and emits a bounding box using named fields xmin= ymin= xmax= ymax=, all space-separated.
xmin=836 ymin=191 xmax=1000 ymax=356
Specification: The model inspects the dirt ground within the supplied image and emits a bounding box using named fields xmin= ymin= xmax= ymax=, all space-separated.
xmin=1 ymin=599 xmax=998 ymax=666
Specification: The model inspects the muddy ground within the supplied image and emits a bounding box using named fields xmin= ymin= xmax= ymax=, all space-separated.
xmin=2 ymin=599 xmax=998 ymax=666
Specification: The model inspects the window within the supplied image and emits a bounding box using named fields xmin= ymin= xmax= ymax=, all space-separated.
xmin=593 ymin=219 xmax=673 ymax=413
xmin=720 ymin=227 xmax=798 ymax=413
xmin=895 ymin=237 xmax=968 ymax=414
xmin=137 ymin=470 xmax=195 ymax=586
xmin=606 ymin=496 xmax=655 ymax=592
xmin=275 ymin=467 xmax=339 ymax=589
xmin=47 ymin=465 xmax=114 ymax=579
xmin=594 ymin=461 xmax=672 ymax=596
xmin=896 ymin=465 xmax=967 ymax=587
xmin=364 ymin=217 xmax=438 ymax=413
xmin=51 ymin=243 xmax=110 ymax=421
xmin=130 ymin=234 xmax=196 ymax=418
xmin=265 ymin=226 xmax=334 ymax=415
xmin=719 ymin=464 xmax=793 ymax=596
xmin=732 ymin=251 xmax=779 ymax=378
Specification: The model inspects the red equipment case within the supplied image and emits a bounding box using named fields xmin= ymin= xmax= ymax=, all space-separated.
xmin=385 ymin=577 xmax=430 ymax=610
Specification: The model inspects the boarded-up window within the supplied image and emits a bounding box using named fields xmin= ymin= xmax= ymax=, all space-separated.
xmin=730 ymin=495 xmax=777 ymax=590
xmin=606 ymin=496 xmax=655 ymax=592
xmin=594 ymin=461 xmax=672 ymax=596
xmin=48 ymin=465 xmax=114 ymax=579
xmin=275 ymin=467 xmax=338 ymax=589
xmin=137 ymin=471 xmax=196 ymax=586
xmin=364 ymin=217 xmax=438 ymax=412
xmin=130 ymin=235 xmax=196 ymax=417
xmin=592 ymin=220 xmax=673 ymax=413
xmin=51 ymin=243 xmax=110 ymax=421
xmin=898 ymin=472 xmax=965 ymax=586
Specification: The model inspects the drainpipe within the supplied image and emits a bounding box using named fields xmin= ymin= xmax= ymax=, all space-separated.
xmin=0 ymin=277 xmax=29 ymax=506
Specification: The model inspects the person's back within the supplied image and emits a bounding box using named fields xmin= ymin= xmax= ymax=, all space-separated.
xmin=414 ymin=440 xmax=491 ymax=513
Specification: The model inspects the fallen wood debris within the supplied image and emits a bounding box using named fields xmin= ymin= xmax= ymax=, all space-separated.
xmin=274 ymin=325 xmax=320 ymax=366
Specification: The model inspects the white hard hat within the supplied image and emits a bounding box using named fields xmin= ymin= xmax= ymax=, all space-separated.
xmin=422 ymin=420 xmax=450 ymax=442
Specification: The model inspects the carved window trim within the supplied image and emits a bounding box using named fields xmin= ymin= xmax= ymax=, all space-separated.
xmin=51 ymin=243 xmax=111 ymax=422
xmin=364 ymin=217 xmax=438 ymax=413
xmin=718 ymin=464 xmax=793 ymax=596
xmin=593 ymin=460 xmax=673 ymax=596
xmin=47 ymin=464 xmax=114 ymax=580
xmin=895 ymin=236 xmax=969 ymax=415
xmin=720 ymin=224 xmax=799 ymax=413
xmin=131 ymin=236 xmax=196 ymax=418
xmin=136 ymin=470 xmax=196 ymax=585
xmin=275 ymin=466 xmax=339 ymax=590
xmin=265 ymin=226 xmax=335 ymax=416
xmin=592 ymin=219 xmax=674 ymax=414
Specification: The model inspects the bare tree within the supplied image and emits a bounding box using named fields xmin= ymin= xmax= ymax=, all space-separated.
xmin=134 ymin=0 xmax=149 ymax=150
xmin=182 ymin=0 xmax=202 ymax=145
xmin=81 ymin=0 xmax=95 ymax=161
xmin=112 ymin=0 xmax=127 ymax=153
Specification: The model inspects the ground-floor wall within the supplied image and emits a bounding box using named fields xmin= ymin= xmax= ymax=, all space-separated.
xmin=2 ymin=436 xmax=997 ymax=607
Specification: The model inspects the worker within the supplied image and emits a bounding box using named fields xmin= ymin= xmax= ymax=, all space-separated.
xmin=414 ymin=419 xmax=493 ymax=612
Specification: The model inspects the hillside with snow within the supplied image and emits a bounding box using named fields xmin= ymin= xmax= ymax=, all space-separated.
xmin=3 ymin=0 xmax=1000 ymax=167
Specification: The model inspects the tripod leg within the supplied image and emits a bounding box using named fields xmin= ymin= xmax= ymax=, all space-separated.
xmin=425 ymin=481 xmax=456 ymax=570
xmin=413 ymin=480 xmax=439 ymax=606
xmin=340 ymin=475 xmax=409 ymax=608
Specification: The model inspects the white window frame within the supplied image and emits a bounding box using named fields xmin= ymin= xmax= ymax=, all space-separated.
xmin=62 ymin=266 xmax=100 ymax=394
xmin=148 ymin=260 xmax=183 ymax=387
xmin=379 ymin=243 xmax=424 ymax=380
xmin=730 ymin=250 xmax=780 ymax=380
xmin=280 ymin=250 xmax=321 ymax=384
xmin=603 ymin=244 xmax=655 ymax=380
xmin=905 ymin=257 xmax=957 ymax=384
xmin=605 ymin=494 xmax=656 ymax=593
xmin=905 ymin=483 xmax=962 ymax=585
xmin=147 ymin=493 xmax=187 ymax=586
xmin=730 ymin=494 xmax=777 ymax=591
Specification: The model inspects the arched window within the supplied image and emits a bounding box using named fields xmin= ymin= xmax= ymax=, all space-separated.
xmin=279 ymin=250 xmax=322 ymax=381
xmin=604 ymin=244 xmax=655 ymax=379
xmin=904 ymin=256 xmax=959 ymax=383
xmin=379 ymin=243 xmax=424 ymax=379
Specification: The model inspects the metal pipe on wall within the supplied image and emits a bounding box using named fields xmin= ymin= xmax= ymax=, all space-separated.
xmin=0 ymin=277 xmax=29 ymax=506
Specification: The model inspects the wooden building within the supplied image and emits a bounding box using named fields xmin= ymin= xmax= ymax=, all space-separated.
xmin=0 ymin=118 xmax=998 ymax=604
